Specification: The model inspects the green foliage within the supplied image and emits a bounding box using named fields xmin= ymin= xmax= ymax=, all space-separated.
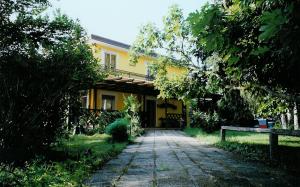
xmin=217 ymin=89 xmax=254 ymax=125
xmin=79 ymin=110 xmax=124 ymax=135
xmin=243 ymin=91 xmax=289 ymax=118
xmin=0 ymin=0 xmax=104 ymax=161
xmin=123 ymin=95 xmax=144 ymax=137
xmin=188 ymin=0 xmax=300 ymax=101
xmin=129 ymin=5 xmax=195 ymax=102
xmin=130 ymin=5 xmax=193 ymax=67
xmin=188 ymin=3 xmax=227 ymax=53
xmin=123 ymin=95 xmax=141 ymax=114
xmin=191 ymin=111 xmax=220 ymax=133
xmin=105 ymin=118 xmax=129 ymax=142
xmin=259 ymin=7 xmax=291 ymax=41
xmin=0 ymin=134 xmax=127 ymax=186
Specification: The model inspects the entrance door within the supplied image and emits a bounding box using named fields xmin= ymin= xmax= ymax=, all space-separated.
xmin=146 ymin=100 xmax=156 ymax=128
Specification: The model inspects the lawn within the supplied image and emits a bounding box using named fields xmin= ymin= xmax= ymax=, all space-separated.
xmin=184 ymin=127 xmax=300 ymax=146
xmin=0 ymin=134 xmax=127 ymax=186
xmin=184 ymin=128 xmax=300 ymax=172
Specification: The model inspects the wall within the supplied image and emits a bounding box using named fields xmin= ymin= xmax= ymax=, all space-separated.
xmin=88 ymin=89 xmax=189 ymax=128
xmin=88 ymin=41 xmax=190 ymax=127
xmin=91 ymin=43 xmax=186 ymax=77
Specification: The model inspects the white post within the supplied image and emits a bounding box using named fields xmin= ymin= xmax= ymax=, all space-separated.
xmin=281 ymin=113 xmax=287 ymax=129
xmin=294 ymin=102 xmax=299 ymax=130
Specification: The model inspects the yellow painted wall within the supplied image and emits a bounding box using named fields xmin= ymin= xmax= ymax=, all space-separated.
xmin=156 ymin=98 xmax=184 ymax=127
xmin=91 ymin=43 xmax=186 ymax=77
xmin=88 ymin=89 xmax=189 ymax=127
xmin=93 ymin=89 xmax=138 ymax=111
xmin=89 ymin=41 xmax=190 ymax=127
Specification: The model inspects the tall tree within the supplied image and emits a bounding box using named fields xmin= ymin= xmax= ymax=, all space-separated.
xmin=188 ymin=0 xmax=300 ymax=101
xmin=187 ymin=0 xmax=300 ymax=128
xmin=0 ymin=0 xmax=104 ymax=161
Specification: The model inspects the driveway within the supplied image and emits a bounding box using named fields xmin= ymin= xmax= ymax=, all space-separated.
xmin=86 ymin=130 xmax=300 ymax=186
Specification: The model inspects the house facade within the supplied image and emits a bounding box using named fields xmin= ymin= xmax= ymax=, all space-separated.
xmin=82 ymin=34 xmax=190 ymax=128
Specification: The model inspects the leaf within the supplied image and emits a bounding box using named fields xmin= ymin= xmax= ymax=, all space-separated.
xmin=227 ymin=56 xmax=240 ymax=65
xmin=259 ymin=8 xmax=290 ymax=41
xmin=250 ymin=46 xmax=270 ymax=56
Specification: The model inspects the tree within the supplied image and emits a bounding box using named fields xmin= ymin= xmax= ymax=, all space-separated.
xmin=187 ymin=0 xmax=300 ymax=128
xmin=0 ymin=0 xmax=104 ymax=161
xmin=129 ymin=5 xmax=208 ymax=102
xmin=188 ymin=0 xmax=300 ymax=101
xmin=131 ymin=1 xmax=299 ymax=129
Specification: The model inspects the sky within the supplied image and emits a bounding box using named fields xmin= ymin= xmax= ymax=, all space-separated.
xmin=49 ymin=0 xmax=209 ymax=45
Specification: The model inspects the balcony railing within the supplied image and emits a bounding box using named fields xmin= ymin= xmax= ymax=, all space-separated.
xmin=106 ymin=67 xmax=154 ymax=81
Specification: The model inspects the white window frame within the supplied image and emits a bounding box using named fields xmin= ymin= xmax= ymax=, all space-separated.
xmin=101 ymin=94 xmax=116 ymax=111
xmin=101 ymin=50 xmax=118 ymax=70
xmin=80 ymin=90 xmax=89 ymax=109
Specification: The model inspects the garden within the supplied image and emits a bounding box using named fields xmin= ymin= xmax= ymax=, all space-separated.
xmin=129 ymin=0 xmax=300 ymax=174
xmin=0 ymin=94 xmax=143 ymax=186
xmin=1 ymin=0 xmax=300 ymax=186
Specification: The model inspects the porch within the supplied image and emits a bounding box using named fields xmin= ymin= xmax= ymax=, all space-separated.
xmin=83 ymin=76 xmax=188 ymax=128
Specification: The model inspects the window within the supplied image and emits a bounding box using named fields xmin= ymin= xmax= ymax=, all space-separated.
xmin=102 ymin=95 xmax=115 ymax=110
xmin=104 ymin=53 xmax=116 ymax=71
xmin=145 ymin=62 xmax=155 ymax=80
xmin=80 ymin=90 xmax=89 ymax=108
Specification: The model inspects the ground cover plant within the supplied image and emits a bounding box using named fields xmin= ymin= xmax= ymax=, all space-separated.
xmin=0 ymin=134 xmax=127 ymax=186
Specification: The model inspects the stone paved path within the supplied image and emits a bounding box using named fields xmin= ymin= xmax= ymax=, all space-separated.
xmin=86 ymin=130 xmax=300 ymax=187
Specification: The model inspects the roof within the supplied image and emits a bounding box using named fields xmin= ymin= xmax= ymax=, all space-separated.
xmin=95 ymin=76 xmax=159 ymax=96
xmin=91 ymin=34 xmax=158 ymax=58
xmin=91 ymin=34 xmax=131 ymax=50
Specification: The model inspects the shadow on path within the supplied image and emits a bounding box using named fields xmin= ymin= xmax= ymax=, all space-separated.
xmin=86 ymin=130 xmax=300 ymax=187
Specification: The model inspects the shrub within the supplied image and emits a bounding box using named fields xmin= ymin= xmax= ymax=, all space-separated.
xmin=79 ymin=110 xmax=124 ymax=135
xmin=97 ymin=111 xmax=124 ymax=131
xmin=217 ymin=89 xmax=254 ymax=125
xmin=105 ymin=118 xmax=129 ymax=142
xmin=191 ymin=110 xmax=220 ymax=133
xmin=128 ymin=115 xmax=144 ymax=137
xmin=0 ymin=1 xmax=104 ymax=162
xmin=190 ymin=110 xmax=202 ymax=128
xmin=123 ymin=95 xmax=144 ymax=137
xmin=200 ymin=112 xmax=220 ymax=133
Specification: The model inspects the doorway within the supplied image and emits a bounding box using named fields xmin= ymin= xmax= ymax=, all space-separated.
xmin=146 ymin=100 xmax=156 ymax=128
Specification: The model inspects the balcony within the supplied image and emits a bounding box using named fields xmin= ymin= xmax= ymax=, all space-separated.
xmin=107 ymin=68 xmax=154 ymax=81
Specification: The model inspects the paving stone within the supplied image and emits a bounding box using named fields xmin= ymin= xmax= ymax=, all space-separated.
xmin=85 ymin=130 xmax=300 ymax=187
xmin=88 ymin=171 xmax=118 ymax=183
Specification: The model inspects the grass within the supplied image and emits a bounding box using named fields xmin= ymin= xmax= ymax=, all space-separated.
xmin=184 ymin=128 xmax=300 ymax=172
xmin=184 ymin=127 xmax=300 ymax=146
xmin=0 ymin=134 xmax=127 ymax=186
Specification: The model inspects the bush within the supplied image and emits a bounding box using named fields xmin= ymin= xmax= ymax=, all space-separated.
xmin=123 ymin=95 xmax=144 ymax=137
xmin=79 ymin=110 xmax=124 ymax=135
xmin=128 ymin=115 xmax=144 ymax=137
xmin=0 ymin=1 xmax=103 ymax=162
xmin=190 ymin=110 xmax=202 ymax=128
xmin=0 ymin=134 xmax=127 ymax=186
xmin=105 ymin=118 xmax=129 ymax=142
xmin=98 ymin=111 xmax=124 ymax=131
xmin=191 ymin=110 xmax=220 ymax=133
xmin=217 ymin=89 xmax=254 ymax=125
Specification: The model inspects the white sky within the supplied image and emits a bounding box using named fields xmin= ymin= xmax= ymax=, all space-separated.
xmin=49 ymin=0 xmax=209 ymax=45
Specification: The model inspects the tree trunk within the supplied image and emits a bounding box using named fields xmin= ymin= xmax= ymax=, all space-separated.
xmin=281 ymin=113 xmax=287 ymax=129
xmin=287 ymin=108 xmax=292 ymax=129
xmin=294 ymin=102 xmax=299 ymax=130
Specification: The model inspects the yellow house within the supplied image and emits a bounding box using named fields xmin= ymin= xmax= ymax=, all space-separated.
xmin=83 ymin=34 xmax=189 ymax=128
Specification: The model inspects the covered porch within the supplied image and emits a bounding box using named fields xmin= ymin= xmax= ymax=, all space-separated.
xmin=84 ymin=76 xmax=188 ymax=128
